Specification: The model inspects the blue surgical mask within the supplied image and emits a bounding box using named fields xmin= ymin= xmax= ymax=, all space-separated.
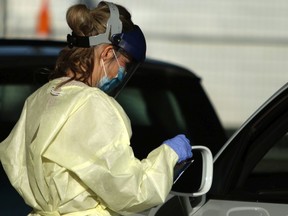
xmin=99 ymin=58 xmax=126 ymax=93
xmin=99 ymin=66 xmax=125 ymax=92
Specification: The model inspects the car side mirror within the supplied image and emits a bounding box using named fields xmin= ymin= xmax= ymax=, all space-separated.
xmin=171 ymin=145 xmax=213 ymax=197
xmin=143 ymin=146 xmax=213 ymax=216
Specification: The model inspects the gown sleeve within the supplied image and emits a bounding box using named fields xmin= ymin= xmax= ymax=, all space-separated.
xmin=43 ymin=91 xmax=179 ymax=215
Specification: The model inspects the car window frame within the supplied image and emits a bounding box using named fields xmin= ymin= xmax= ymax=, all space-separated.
xmin=211 ymin=83 xmax=288 ymax=204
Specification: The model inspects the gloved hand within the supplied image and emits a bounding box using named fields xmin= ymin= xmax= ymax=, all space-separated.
xmin=163 ymin=134 xmax=193 ymax=163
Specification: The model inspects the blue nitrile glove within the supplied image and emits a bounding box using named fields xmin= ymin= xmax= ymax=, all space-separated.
xmin=163 ymin=134 xmax=193 ymax=163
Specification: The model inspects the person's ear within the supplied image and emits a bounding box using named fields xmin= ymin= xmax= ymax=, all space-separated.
xmin=101 ymin=45 xmax=114 ymax=62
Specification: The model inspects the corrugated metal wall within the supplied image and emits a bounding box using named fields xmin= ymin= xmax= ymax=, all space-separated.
xmin=2 ymin=0 xmax=288 ymax=128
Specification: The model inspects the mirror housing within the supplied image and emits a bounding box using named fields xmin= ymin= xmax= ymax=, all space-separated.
xmin=139 ymin=146 xmax=213 ymax=216
xmin=171 ymin=145 xmax=213 ymax=197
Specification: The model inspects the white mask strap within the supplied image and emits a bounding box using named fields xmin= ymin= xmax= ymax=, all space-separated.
xmin=112 ymin=49 xmax=121 ymax=68
xmin=100 ymin=58 xmax=107 ymax=76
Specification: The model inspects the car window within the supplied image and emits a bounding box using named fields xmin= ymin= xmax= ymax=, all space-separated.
xmin=253 ymin=132 xmax=288 ymax=173
xmin=231 ymin=110 xmax=288 ymax=203
xmin=118 ymin=87 xmax=187 ymax=130
xmin=0 ymin=85 xmax=34 ymax=121
xmin=117 ymin=86 xmax=190 ymax=160
xmin=116 ymin=87 xmax=151 ymax=126
xmin=0 ymin=84 xmax=37 ymax=141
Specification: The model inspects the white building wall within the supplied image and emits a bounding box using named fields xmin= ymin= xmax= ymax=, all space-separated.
xmin=115 ymin=0 xmax=288 ymax=128
xmin=2 ymin=0 xmax=288 ymax=128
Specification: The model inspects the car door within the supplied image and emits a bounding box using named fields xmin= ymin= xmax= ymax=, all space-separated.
xmin=194 ymin=83 xmax=288 ymax=215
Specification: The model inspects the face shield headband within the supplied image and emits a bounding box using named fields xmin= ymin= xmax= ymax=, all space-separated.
xmin=66 ymin=1 xmax=146 ymax=97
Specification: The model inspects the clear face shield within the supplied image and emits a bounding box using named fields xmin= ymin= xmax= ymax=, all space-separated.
xmin=66 ymin=1 xmax=146 ymax=98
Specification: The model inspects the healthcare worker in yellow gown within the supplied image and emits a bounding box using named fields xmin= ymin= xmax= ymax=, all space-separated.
xmin=0 ymin=1 xmax=192 ymax=215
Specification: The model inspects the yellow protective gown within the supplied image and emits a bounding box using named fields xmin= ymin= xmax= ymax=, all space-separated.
xmin=0 ymin=78 xmax=178 ymax=216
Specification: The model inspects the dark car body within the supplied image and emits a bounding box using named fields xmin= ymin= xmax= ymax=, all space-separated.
xmin=0 ymin=39 xmax=227 ymax=215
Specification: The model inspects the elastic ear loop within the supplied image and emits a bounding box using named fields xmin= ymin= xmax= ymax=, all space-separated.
xmin=112 ymin=49 xmax=127 ymax=76
xmin=99 ymin=50 xmax=124 ymax=87
xmin=100 ymin=59 xmax=108 ymax=77
xmin=112 ymin=49 xmax=121 ymax=69
xmin=98 ymin=59 xmax=108 ymax=87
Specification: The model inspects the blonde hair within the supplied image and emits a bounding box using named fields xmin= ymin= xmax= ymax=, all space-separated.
xmin=50 ymin=2 xmax=134 ymax=86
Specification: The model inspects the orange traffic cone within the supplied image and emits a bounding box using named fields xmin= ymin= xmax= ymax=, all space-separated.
xmin=36 ymin=0 xmax=50 ymax=37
